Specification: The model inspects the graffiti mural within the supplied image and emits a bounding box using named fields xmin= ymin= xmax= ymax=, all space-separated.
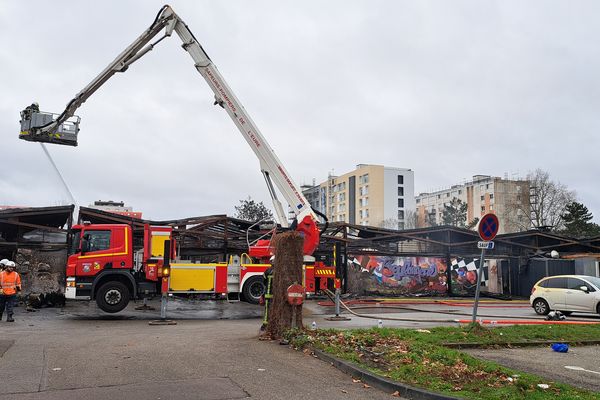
xmin=449 ymin=258 xmax=503 ymax=295
xmin=449 ymin=258 xmax=479 ymax=295
xmin=349 ymin=255 xmax=448 ymax=295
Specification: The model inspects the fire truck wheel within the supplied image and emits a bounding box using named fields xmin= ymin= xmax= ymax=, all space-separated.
xmin=242 ymin=276 xmax=265 ymax=304
xmin=96 ymin=281 xmax=130 ymax=313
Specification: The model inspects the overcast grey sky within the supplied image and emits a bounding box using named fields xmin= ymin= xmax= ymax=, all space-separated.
xmin=1 ymin=1 xmax=598 ymax=222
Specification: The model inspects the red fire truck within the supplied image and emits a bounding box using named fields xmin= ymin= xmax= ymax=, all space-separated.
xmin=20 ymin=5 xmax=336 ymax=312
xmin=64 ymin=222 xmax=333 ymax=312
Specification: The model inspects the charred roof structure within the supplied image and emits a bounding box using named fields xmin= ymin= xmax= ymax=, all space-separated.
xmin=1 ymin=205 xmax=598 ymax=261
xmin=0 ymin=205 xmax=73 ymax=255
xmin=319 ymin=222 xmax=600 ymax=259
xmin=1 ymin=205 xmax=598 ymax=298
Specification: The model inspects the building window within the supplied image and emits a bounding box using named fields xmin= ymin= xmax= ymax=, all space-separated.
xmin=398 ymin=210 xmax=404 ymax=220
xmin=489 ymin=194 xmax=494 ymax=199
xmin=458 ymin=189 xmax=462 ymax=195
xmin=481 ymin=206 xmax=485 ymax=212
xmin=486 ymin=184 xmax=490 ymax=189
xmin=398 ymin=187 xmax=404 ymax=196
xmin=398 ymin=198 xmax=404 ymax=207
xmin=338 ymin=193 xmax=345 ymax=202
xmin=397 ymin=175 xmax=404 ymax=184
xmin=489 ymin=205 xmax=494 ymax=211
xmin=360 ymin=186 xmax=369 ymax=196
xmin=446 ymin=193 xmax=450 ymax=197
xmin=398 ymin=222 xmax=405 ymax=230
xmin=437 ymin=194 xmax=441 ymax=199
xmin=416 ymin=198 xmax=420 ymax=204
xmin=481 ymin=195 xmax=484 ymax=201
xmin=359 ymin=174 xmax=369 ymax=184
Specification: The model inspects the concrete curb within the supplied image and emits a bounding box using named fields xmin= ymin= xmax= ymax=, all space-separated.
xmin=312 ymin=349 xmax=462 ymax=400
xmin=444 ymin=340 xmax=600 ymax=349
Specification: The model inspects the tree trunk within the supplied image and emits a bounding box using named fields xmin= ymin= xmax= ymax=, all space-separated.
xmin=265 ymin=231 xmax=304 ymax=339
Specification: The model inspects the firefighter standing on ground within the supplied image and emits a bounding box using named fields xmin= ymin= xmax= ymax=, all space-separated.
xmin=0 ymin=261 xmax=22 ymax=322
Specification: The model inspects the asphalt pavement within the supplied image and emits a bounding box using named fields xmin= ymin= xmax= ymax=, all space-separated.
xmin=465 ymin=345 xmax=600 ymax=393
xmin=0 ymin=299 xmax=404 ymax=400
xmin=2 ymin=296 xmax=599 ymax=399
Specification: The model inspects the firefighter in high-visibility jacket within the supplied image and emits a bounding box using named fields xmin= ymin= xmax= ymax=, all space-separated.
xmin=0 ymin=261 xmax=21 ymax=322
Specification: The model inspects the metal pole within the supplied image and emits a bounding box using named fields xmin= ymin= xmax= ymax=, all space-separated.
xmin=334 ymin=288 xmax=341 ymax=317
xmin=160 ymin=293 xmax=168 ymax=320
xmin=471 ymin=247 xmax=486 ymax=324
xmin=291 ymin=306 xmax=297 ymax=329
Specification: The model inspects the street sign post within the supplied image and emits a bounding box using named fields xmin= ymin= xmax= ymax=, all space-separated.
xmin=472 ymin=214 xmax=500 ymax=325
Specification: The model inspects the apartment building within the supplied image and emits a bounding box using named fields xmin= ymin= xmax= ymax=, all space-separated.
xmin=302 ymin=164 xmax=415 ymax=229
xmin=89 ymin=200 xmax=142 ymax=219
xmin=416 ymin=175 xmax=530 ymax=234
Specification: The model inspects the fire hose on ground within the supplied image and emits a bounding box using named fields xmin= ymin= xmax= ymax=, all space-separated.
xmin=321 ymin=289 xmax=600 ymax=325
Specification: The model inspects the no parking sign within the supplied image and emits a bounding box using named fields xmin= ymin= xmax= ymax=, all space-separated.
xmin=478 ymin=213 xmax=499 ymax=241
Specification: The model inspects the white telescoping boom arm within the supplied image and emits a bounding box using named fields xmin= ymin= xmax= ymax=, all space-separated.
xmin=24 ymin=5 xmax=322 ymax=254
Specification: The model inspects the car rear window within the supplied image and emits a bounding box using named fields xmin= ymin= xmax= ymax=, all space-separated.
xmin=538 ymin=279 xmax=549 ymax=288
xmin=545 ymin=277 xmax=567 ymax=289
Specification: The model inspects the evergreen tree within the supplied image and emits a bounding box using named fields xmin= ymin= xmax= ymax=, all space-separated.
xmin=234 ymin=197 xmax=274 ymax=222
xmin=441 ymin=198 xmax=468 ymax=227
xmin=561 ymin=202 xmax=600 ymax=238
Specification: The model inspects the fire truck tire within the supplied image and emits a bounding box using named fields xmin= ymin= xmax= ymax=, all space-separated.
xmin=96 ymin=281 xmax=130 ymax=313
xmin=242 ymin=276 xmax=265 ymax=304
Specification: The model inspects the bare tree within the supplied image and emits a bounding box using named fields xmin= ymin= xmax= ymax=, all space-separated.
xmin=404 ymin=210 xmax=419 ymax=229
xmin=379 ymin=218 xmax=400 ymax=230
xmin=505 ymin=169 xmax=576 ymax=232
xmin=379 ymin=210 xmax=419 ymax=230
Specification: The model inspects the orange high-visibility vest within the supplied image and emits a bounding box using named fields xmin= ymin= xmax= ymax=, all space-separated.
xmin=0 ymin=270 xmax=21 ymax=296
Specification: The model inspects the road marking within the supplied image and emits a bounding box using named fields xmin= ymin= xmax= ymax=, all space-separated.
xmin=564 ymin=366 xmax=600 ymax=375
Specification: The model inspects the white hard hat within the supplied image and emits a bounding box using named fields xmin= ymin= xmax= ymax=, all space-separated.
xmin=0 ymin=259 xmax=8 ymax=265
xmin=5 ymin=261 xmax=15 ymax=267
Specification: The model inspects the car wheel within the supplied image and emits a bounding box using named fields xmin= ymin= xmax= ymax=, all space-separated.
xmin=597 ymin=303 xmax=600 ymax=316
xmin=533 ymin=298 xmax=550 ymax=315
xmin=242 ymin=276 xmax=265 ymax=304
xmin=96 ymin=281 xmax=130 ymax=313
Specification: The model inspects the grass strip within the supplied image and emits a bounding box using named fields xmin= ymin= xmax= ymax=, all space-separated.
xmin=286 ymin=324 xmax=600 ymax=400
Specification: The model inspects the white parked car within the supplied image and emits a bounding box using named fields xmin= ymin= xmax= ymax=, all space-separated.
xmin=530 ymin=275 xmax=600 ymax=316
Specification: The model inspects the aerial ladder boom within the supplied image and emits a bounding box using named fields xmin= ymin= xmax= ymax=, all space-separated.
xmin=19 ymin=5 xmax=323 ymax=256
